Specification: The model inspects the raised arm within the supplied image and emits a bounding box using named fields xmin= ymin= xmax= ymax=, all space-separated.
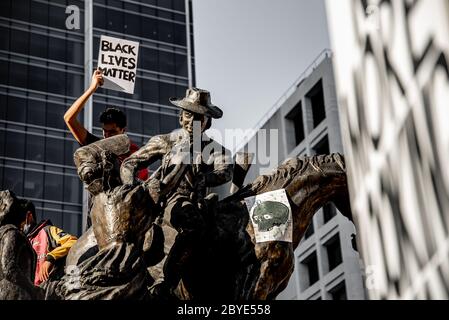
xmin=64 ymin=70 xmax=104 ymax=145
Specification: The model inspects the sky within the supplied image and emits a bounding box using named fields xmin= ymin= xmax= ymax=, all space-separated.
xmin=192 ymin=0 xmax=330 ymax=151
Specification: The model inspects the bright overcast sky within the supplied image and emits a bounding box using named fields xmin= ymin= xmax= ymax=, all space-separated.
xmin=192 ymin=0 xmax=330 ymax=151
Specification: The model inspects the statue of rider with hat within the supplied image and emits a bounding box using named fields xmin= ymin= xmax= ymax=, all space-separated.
xmin=120 ymin=87 xmax=233 ymax=298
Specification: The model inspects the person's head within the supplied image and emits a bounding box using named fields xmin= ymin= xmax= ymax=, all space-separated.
xmin=169 ymin=88 xmax=222 ymax=135
xmin=99 ymin=107 xmax=127 ymax=139
xmin=179 ymin=110 xmax=211 ymax=135
xmin=18 ymin=199 xmax=36 ymax=234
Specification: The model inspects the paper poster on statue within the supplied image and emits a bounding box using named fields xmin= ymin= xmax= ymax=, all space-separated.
xmin=97 ymin=35 xmax=139 ymax=94
xmin=244 ymin=189 xmax=292 ymax=243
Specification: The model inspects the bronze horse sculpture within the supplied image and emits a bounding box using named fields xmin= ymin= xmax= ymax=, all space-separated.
xmin=51 ymin=134 xmax=351 ymax=300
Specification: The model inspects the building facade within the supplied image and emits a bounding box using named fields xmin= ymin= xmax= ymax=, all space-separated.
xmin=0 ymin=0 xmax=194 ymax=236
xmin=226 ymin=51 xmax=366 ymax=300
xmin=326 ymin=0 xmax=449 ymax=299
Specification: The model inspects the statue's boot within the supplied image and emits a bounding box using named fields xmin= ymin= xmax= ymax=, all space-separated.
xmin=150 ymin=227 xmax=205 ymax=300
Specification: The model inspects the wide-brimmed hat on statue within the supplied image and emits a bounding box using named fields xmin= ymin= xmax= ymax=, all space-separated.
xmin=169 ymin=88 xmax=223 ymax=119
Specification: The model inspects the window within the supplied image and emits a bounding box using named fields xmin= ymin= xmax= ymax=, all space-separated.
xmin=175 ymin=53 xmax=187 ymax=77
xmin=66 ymin=41 xmax=83 ymax=65
xmin=0 ymin=131 xmax=5 ymax=157
xmin=124 ymin=12 xmax=141 ymax=37
xmin=143 ymin=111 xmax=161 ymax=136
xmin=0 ymin=1 xmax=11 ymax=20
xmin=286 ymin=101 xmax=305 ymax=147
xmin=0 ymin=163 xmax=3 ymax=189
xmin=140 ymin=48 xmax=159 ymax=72
xmin=48 ymin=37 xmax=66 ymax=62
xmin=11 ymin=0 xmax=29 ymax=21
xmin=5 ymin=131 xmax=25 ymax=159
xmin=27 ymin=65 xmax=48 ymax=92
xmin=64 ymin=175 xmax=82 ymax=204
xmin=46 ymin=102 xmax=66 ymax=129
xmin=175 ymin=85 xmax=187 ymax=98
xmin=323 ymin=202 xmax=337 ymax=223
xmin=93 ymin=6 xmax=107 ymax=29
xmin=141 ymin=17 xmax=159 ymax=41
xmin=141 ymin=0 xmax=157 ymax=6
xmin=26 ymin=134 xmax=45 ymax=162
xmin=43 ymin=203 xmax=63 ymax=226
xmin=64 ymin=140 xmax=79 ymax=166
xmin=159 ymin=51 xmax=176 ymax=75
xmin=351 ymin=234 xmax=358 ymax=252
xmin=45 ymin=137 xmax=64 ymax=164
xmin=2 ymin=167 xmax=24 ymax=195
xmin=304 ymin=220 xmax=314 ymax=239
xmin=157 ymin=0 xmax=173 ymax=10
xmin=158 ymin=20 xmax=174 ymax=43
xmin=29 ymin=33 xmax=48 ymax=59
xmin=66 ymin=73 xmax=83 ymax=97
xmin=10 ymin=29 xmax=29 ymax=55
xmin=30 ymin=1 xmax=49 ymax=26
xmin=330 ymin=281 xmax=347 ymax=300
xmin=24 ymin=170 xmax=44 ymax=199
xmin=302 ymin=252 xmax=319 ymax=287
xmin=7 ymin=96 xmax=27 ymax=123
xmin=64 ymin=212 xmax=82 ymax=237
xmin=307 ymin=80 xmax=326 ymax=128
xmin=160 ymin=114 xmax=178 ymax=133
xmin=325 ymin=234 xmax=343 ymax=272
xmin=313 ymin=135 xmax=330 ymax=155
xmin=49 ymin=5 xmax=68 ymax=30
xmin=126 ymin=108 xmax=143 ymax=134
xmin=0 ymin=61 xmax=8 ymax=86
xmin=44 ymin=173 xmax=63 ymax=201
xmin=9 ymin=62 xmax=28 ymax=88
xmin=173 ymin=23 xmax=187 ymax=46
xmin=159 ymin=82 xmax=175 ymax=105
xmin=0 ymin=95 xmax=6 ymax=120
xmin=27 ymin=100 xmax=46 ymax=127
xmin=107 ymin=8 xmax=124 ymax=34
xmin=0 ymin=26 xmax=10 ymax=51
xmin=173 ymin=0 xmax=185 ymax=12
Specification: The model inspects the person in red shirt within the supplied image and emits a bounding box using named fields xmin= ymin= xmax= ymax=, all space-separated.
xmin=18 ymin=199 xmax=77 ymax=286
xmin=64 ymin=70 xmax=149 ymax=229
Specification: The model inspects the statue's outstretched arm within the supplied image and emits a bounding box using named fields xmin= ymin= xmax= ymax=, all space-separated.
xmin=120 ymin=135 xmax=168 ymax=184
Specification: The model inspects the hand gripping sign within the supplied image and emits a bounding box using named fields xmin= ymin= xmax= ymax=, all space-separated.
xmin=97 ymin=35 xmax=140 ymax=94
xmin=245 ymin=189 xmax=293 ymax=243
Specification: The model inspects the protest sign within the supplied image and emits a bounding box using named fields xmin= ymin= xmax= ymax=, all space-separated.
xmin=97 ymin=35 xmax=139 ymax=94
xmin=244 ymin=189 xmax=293 ymax=243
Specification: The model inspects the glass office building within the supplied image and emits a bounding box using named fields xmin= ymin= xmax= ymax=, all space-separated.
xmin=0 ymin=0 xmax=195 ymax=236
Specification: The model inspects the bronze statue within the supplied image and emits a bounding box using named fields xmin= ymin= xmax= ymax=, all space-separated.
xmin=0 ymin=190 xmax=43 ymax=300
xmin=50 ymin=88 xmax=353 ymax=301
xmin=120 ymin=88 xmax=233 ymax=298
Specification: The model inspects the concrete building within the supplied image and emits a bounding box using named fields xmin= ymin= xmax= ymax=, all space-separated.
xmin=226 ymin=50 xmax=366 ymax=300
xmin=326 ymin=0 xmax=449 ymax=299
xmin=0 ymin=0 xmax=194 ymax=236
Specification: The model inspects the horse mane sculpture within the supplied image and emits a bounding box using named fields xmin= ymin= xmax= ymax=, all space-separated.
xmin=49 ymin=134 xmax=352 ymax=300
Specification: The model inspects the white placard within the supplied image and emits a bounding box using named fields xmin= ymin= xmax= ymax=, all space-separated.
xmin=245 ymin=189 xmax=292 ymax=243
xmin=97 ymin=35 xmax=139 ymax=94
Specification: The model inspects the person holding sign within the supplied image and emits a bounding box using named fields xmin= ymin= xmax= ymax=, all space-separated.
xmin=64 ymin=70 xmax=149 ymax=228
